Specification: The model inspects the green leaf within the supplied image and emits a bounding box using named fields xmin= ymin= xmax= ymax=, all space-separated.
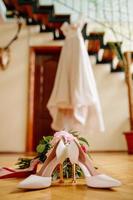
xmin=46 ymin=135 xmax=53 ymax=140
xmin=65 ymin=169 xmax=69 ymax=178
xmin=69 ymin=130 xmax=80 ymax=137
xmin=76 ymin=169 xmax=83 ymax=177
xmin=43 ymin=136 xmax=53 ymax=142
xmin=79 ymin=137 xmax=90 ymax=148
xmin=36 ymin=144 xmax=45 ymax=153
xmin=15 ymin=158 xmax=32 ymax=169
xmin=86 ymin=151 xmax=92 ymax=160
xmin=52 ymin=171 xmax=59 ymax=180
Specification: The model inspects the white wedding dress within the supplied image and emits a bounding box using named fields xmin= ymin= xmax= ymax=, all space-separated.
xmin=47 ymin=21 xmax=104 ymax=133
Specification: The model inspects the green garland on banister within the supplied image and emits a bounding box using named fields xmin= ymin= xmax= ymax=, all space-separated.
xmin=16 ymin=131 xmax=91 ymax=179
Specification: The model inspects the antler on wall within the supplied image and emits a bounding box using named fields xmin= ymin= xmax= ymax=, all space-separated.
xmin=0 ymin=16 xmax=22 ymax=70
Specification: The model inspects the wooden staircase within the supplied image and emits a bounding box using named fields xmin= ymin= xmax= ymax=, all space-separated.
xmin=82 ymin=25 xmax=126 ymax=72
xmin=3 ymin=0 xmax=70 ymax=39
xmin=2 ymin=0 xmax=133 ymax=74
xmin=96 ymin=42 xmax=124 ymax=72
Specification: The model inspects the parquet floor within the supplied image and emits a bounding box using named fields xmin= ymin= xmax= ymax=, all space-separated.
xmin=0 ymin=152 xmax=133 ymax=200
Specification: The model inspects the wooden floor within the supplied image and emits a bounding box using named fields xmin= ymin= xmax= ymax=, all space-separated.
xmin=0 ymin=152 xmax=133 ymax=200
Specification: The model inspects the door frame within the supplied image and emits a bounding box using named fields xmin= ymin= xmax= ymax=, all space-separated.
xmin=26 ymin=46 xmax=61 ymax=152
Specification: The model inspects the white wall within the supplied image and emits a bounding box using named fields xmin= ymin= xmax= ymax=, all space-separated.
xmin=0 ymin=22 xmax=129 ymax=152
xmin=0 ymin=22 xmax=29 ymax=152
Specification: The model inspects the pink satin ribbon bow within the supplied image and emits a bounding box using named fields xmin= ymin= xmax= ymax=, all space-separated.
xmin=46 ymin=131 xmax=76 ymax=157
xmin=53 ymin=131 xmax=74 ymax=144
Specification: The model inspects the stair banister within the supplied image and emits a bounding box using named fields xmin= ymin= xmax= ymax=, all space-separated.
xmin=124 ymin=52 xmax=133 ymax=130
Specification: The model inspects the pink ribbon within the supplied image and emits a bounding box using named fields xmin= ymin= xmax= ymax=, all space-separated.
xmin=46 ymin=131 xmax=76 ymax=157
xmin=53 ymin=131 xmax=75 ymax=144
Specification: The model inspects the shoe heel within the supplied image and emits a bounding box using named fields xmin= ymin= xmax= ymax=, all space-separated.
xmin=59 ymin=163 xmax=64 ymax=183
xmin=72 ymin=164 xmax=76 ymax=183
xmin=56 ymin=139 xmax=67 ymax=184
xmin=67 ymin=140 xmax=79 ymax=183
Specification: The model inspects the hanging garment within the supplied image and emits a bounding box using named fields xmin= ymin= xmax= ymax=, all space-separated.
xmin=47 ymin=21 xmax=105 ymax=133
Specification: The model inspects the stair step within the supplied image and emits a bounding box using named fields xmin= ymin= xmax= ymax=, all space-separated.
xmin=102 ymin=41 xmax=122 ymax=49
xmin=49 ymin=14 xmax=70 ymax=23
xmin=96 ymin=41 xmax=124 ymax=72
xmin=85 ymin=32 xmax=105 ymax=56
xmin=87 ymin=40 xmax=101 ymax=55
xmin=100 ymin=44 xmax=122 ymax=67
xmin=3 ymin=0 xmax=15 ymax=11
xmin=82 ymin=25 xmax=104 ymax=46
xmin=33 ymin=5 xmax=54 ymax=14
xmin=18 ymin=0 xmax=33 ymax=5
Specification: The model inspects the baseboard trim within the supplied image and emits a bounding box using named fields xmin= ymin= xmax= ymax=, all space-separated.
xmin=90 ymin=150 xmax=127 ymax=153
xmin=0 ymin=150 xmax=127 ymax=154
xmin=0 ymin=151 xmax=36 ymax=156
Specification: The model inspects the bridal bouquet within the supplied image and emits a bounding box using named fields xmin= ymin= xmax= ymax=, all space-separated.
xmin=16 ymin=131 xmax=91 ymax=179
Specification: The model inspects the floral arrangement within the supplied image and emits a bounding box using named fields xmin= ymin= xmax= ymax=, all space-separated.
xmin=16 ymin=131 xmax=91 ymax=179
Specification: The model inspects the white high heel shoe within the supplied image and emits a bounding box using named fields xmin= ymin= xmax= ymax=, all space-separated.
xmin=18 ymin=139 xmax=68 ymax=189
xmin=68 ymin=140 xmax=121 ymax=188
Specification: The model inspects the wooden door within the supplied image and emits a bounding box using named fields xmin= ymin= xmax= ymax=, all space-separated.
xmin=27 ymin=46 xmax=61 ymax=151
